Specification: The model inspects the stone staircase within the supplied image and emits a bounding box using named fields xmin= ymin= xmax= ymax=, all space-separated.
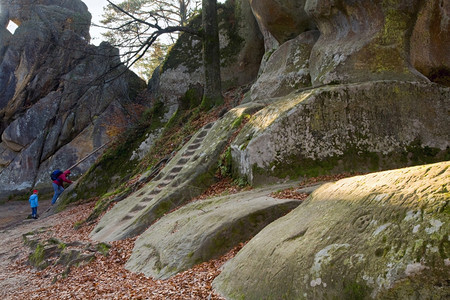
xmin=91 ymin=122 xmax=218 ymax=242
xmin=90 ymin=104 xmax=262 ymax=242
xmin=119 ymin=122 xmax=215 ymax=223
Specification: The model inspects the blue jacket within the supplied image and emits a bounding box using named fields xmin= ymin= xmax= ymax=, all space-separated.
xmin=29 ymin=194 xmax=38 ymax=208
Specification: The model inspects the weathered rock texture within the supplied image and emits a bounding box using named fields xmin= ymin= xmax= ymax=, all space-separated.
xmin=125 ymin=184 xmax=301 ymax=279
xmin=249 ymin=0 xmax=316 ymax=44
xmin=249 ymin=30 xmax=319 ymax=102
xmin=233 ymin=81 xmax=449 ymax=185
xmin=90 ymin=103 xmax=263 ymax=242
xmin=410 ymin=0 xmax=450 ymax=86
xmin=149 ymin=0 xmax=264 ymax=121
xmin=213 ymin=162 xmax=450 ymax=299
xmin=0 ymin=0 xmax=146 ymax=199
xmin=23 ymin=230 xmax=110 ymax=276
xmin=304 ymin=0 xmax=429 ymax=85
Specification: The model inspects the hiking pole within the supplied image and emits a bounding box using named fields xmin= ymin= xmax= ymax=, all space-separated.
xmin=67 ymin=141 xmax=111 ymax=171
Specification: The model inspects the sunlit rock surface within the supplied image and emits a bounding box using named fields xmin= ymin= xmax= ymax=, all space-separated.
xmin=214 ymin=162 xmax=450 ymax=299
xmin=126 ymin=184 xmax=301 ymax=279
xmin=233 ymin=81 xmax=449 ymax=185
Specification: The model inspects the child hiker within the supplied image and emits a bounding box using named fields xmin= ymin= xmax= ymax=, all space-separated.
xmin=29 ymin=189 xmax=39 ymax=219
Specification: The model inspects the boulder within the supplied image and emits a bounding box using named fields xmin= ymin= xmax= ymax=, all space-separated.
xmin=305 ymin=0 xmax=429 ymax=85
xmin=213 ymin=162 xmax=450 ymax=299
xmin=232 ymin=81 xmax=449 ymax=185
xmin=90 ymin=103 xmax=264 ymax=242
xmin=125 ymin=184 xmax=301 ymax=279
xmin=250 ymin=30 xmax=319 ymax=102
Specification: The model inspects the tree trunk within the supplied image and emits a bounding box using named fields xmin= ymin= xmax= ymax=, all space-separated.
xmin=201 ymin=0 xmax=223 ymax=110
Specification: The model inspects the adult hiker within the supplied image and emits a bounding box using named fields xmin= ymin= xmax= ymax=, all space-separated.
xmin=51 ymin=169 xmax=72 ymax=205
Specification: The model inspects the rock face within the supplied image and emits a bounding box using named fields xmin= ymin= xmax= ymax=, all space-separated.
xmin=249 ymin=0 xmax=316 ymax=44
xmin=233 ymin=81 xmax=449 ymax=185
xmin=213 ymin=162 xmax=450 ymax=299
xmin=0 ymin=0 xmax=146 ymax=199
xmin=90 ymin=103 xmax=264 ymax=242
xmin=249 ymin=30 xmax=319 ymax=102
xmin=304 ymin=0 xmax=429 ymax=85
xmin=149 ymin=0 xmax=264 ymax=121
xmin=410 ymin=0 xmax=450 ymax=86
xmin=125 ymin=184 xmax=301 ymax=279
xmin=248 ymin=0 xmax=450 ymax=104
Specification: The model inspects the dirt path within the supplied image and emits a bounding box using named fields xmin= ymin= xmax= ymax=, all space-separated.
xmin=0 ymin=199 xmax=53 ymax=230
xmin=0 ymin=200 xmax=59 ymax=298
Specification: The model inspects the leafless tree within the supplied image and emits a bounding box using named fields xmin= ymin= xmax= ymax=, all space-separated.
xmin=99 ymin=0 xmax=223 ymax=108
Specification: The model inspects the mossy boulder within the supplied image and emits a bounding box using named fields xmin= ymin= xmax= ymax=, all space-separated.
xmin=213 ymin=162 xmax=450 ymax=299
xmin=90 ymin=103 xmax=264 ymax=242
xmin=125 ymin=183 xmax=301 ymax=279
xmin=24 ymin=232 xmax=109 ymax=273
xmin=232 ymin=81 xmax=449 ymax=185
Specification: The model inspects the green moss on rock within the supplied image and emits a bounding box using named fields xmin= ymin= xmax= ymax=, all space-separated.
xmin=29 ymin=244 xmax=48 ymax=270
xmin=252 ymin=144 xmax=448 ymax=184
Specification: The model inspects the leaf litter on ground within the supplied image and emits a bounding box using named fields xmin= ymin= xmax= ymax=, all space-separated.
xmin=4 ymin=168 xmax=362 ymax=299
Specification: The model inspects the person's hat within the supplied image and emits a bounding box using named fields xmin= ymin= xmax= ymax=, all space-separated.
xmin=33 ymin=189 xmax=38 ymax=193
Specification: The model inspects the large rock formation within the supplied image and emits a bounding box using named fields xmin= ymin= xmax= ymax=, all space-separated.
xmin=0 ymin=0 xmax=146 ymax=199
xmin=233 ymin=81 xmax=449 ymax=185
xmin=240 ymin=0 xmax=450 ymax=183
xmin=82 ymin=1 xmax=450 ymax=296
xmin=214 ymin=162 xmax=450 ymax=299
xmin=248 ymin=0 xmax=318 ymax=102
xmin=249 ymin=0 xmax=450 ymax=91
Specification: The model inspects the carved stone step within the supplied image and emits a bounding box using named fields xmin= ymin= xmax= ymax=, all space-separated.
xmin=121 ymin=214 xmax=134 ymax=221
xmin=159 ymin=180 xmax=171 ymax=186
xmin=169 ymin=166 xmax=183 ymax=173
xmin=158 ymin=182 xmax=168 ymax=188
xmin=176 ymin=158 xmax=189 ymax=165
xmin=149 ymin=189 xmax=161 ymax=195
xmin=130 ymin=204 xmax=146 ymax=212
xmin=197 ymin=130 xmax=208 ymax=138
xmin=187 ymin=143 xmax=201 ymax=150
xmin=153 ymin=173 xmax=163 ymax=181
xmin=182 ymin=150 xmax=196 ymax=157
xmin=141 ymin=197 xmax=153 ymax=202
xmin=165 ymin=174 xmax=176 ymax=180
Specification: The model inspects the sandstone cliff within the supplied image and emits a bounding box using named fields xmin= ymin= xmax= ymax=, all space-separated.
xmin=0 ymin=0 xmax=146 ymax=199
